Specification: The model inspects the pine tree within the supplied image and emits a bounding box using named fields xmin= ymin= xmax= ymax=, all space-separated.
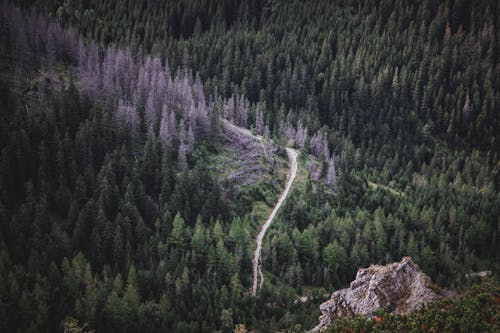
xmin=159 ymin=107 xmax=173 ymax=149
xmin=255 ymin=103 xmax=264 ymax=135
xmin=462 ymin=92 xmax=472 ymax=122
xmin=178 ymin=137 xmax=187 ymax=171
xmin=325 ymin=157 xmax=337 ymax=193
xmin=123 ymin=266 xmax=140 ymax=329
xmin=169 ymin=213 xmax=185 ymax=248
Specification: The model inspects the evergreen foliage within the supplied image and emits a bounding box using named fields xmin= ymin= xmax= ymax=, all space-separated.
xmin=0 ymin=0 xmax=498 ymax=332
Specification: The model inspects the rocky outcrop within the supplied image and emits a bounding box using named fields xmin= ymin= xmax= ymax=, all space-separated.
xmin=313 ymin=257 xmax=441 ymax=331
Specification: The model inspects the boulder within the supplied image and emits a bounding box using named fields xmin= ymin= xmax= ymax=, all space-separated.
xmin=312 ymin=257 xmax=441 ymax=331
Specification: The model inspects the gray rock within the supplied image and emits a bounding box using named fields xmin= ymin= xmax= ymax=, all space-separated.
xmin=312 ymin=257 xmax=441 ymax=331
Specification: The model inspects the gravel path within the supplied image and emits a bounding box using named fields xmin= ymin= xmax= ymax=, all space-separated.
xmin=222 ymin=120 xmax=298 ymax=295
xmin=251 ymin=147 xmax=297 ymax=295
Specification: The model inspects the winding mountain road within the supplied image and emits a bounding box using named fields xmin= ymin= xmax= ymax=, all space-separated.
xmin=251 ymin=147 xmax=297 ymax=295
xmin=223 ymin=120 xmax=298 ymax=295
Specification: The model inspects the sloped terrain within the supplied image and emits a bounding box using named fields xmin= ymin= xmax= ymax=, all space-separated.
xmin=313 ymin=257 xmax=442 ymax=331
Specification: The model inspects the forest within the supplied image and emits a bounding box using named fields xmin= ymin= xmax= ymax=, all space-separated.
xmin=0 ymin=0 xmax=498 ymax=332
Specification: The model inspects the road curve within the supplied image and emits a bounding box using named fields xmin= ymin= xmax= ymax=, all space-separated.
xmin=222 ymin=120 xmax=298 ymax=295
xmin=252 ymin=147 xmax=297 ymax=295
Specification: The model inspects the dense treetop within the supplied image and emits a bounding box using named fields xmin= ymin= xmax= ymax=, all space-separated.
xmin=0 ymin=0 xmax=498 ymax=332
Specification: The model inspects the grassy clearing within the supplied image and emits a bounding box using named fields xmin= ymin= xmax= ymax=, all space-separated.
xmin=367 ymin=180 xmax=405 ymax=197
xmin=208 ymin=147 xmax=242 ymax=178
xmin=250 ymin=200 xmax=273 ymax=225
xmin=293 ymin=151 xmax=311 ymax=193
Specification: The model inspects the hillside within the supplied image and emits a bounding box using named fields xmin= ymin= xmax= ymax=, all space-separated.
xmin=0 ymin=1 xmax=499 ymax=332
xmin=323 ymin=278 xmax=500 ymax=333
